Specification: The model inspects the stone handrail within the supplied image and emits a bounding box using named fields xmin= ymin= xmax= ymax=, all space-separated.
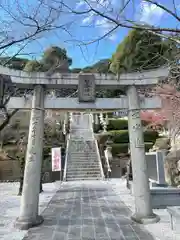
xmin=104 ymin=149 xmax=111 ymax=173
xmin=88 ymin=113 xmax=105 ymax=179
xmin=63 ymin=134 xmax=70 ymax=181
xmin=63 ymin=120 xmax=66 ymax=135
xmin=94 ymin=139 xmax=105 ymax=180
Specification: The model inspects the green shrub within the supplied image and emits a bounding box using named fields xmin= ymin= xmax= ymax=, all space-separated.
xmin=107 ymin=119 xmax=128 ymax=130
xmin=107 ymin=112 xmax=113 ymax=118
xmin=144 ymin=130 xmax=159 ymax=142
xmin=93 ymin=123 xmax=102 ymax=133
xmin=111 ymin=143 xmax=129 ymax=156
xmin=109 ymin=130 xmax=129 ymax=143
xmin=96 ymin=129 xmax=158 ymax=147
xmin=108 ymin=130 xmax=158 ymax=144
xmin=111 ymin=142 xmax=154 ymax=156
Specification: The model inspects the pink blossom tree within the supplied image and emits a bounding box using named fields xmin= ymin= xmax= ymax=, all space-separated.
xmin=140 ymin=110 xmax=166 ymax=131
xmin=141 ymin=84 xmax=180 ymax=148
xmin=155 ymin=84 xmax=180 ymax=147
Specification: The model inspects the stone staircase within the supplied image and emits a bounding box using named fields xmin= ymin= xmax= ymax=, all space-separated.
xmin=64 ymin=113 xmax=104 ymax=181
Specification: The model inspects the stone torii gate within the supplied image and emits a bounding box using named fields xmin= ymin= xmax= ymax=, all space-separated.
xmin=0 ymin=65 xmax=169 ymax=229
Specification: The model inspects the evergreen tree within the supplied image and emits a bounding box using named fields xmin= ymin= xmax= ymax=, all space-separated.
xmin=110 ymin=29 xmax=175 ymax=74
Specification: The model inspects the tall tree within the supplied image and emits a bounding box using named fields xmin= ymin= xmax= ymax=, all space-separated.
xmin=24 ymin=46 xmax=72 ymax=74
xmin=110 ymin=29 xmax=174 ymax=74
xmin=41 ymin=46 xmax=72 ymax=73
xmin=23 ymin=60 xmax=43 ymax=72
xmin=0 ymin=57 xmax=28 ymax=70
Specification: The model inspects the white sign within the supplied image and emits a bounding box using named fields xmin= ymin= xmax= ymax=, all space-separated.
xmin=51 ymin=147 xmax=61 ymax=171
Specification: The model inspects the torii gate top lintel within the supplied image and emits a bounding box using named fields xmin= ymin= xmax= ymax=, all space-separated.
xmin=0 ymin=65 xmax=169 ymax=89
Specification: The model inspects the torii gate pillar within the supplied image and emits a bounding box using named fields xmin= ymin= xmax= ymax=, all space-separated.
xmin=15 ymin=85 xmax=45 ymax=230
xmin=127 ymin=85 xmax=160 ymax=224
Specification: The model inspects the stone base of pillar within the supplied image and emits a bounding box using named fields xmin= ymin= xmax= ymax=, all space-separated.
xmin=15 ymin=215 xmax=44 ymax=230
xmin=131 ymin=213 xmax=160 ymax=224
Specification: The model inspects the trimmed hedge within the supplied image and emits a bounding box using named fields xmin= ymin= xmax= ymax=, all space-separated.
xmin=96 ymin=130 xmax=159 ymax=144
xmin=95 ymin=118 xmax=152 ymax=133
xmin=111 ymin=142 xmax=154 ymax=156
xmin=108 ymin=130 xmax=158 ymax=144
xmin=107 ymin=119 xmax=128 ymax=130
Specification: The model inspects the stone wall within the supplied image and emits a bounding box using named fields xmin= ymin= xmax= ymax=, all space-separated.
xmin=0 ymin=110 xmax=66 ymax=181
xmin=146 ymin=154 xmax=157 ymax=182
xmin=146 ymin=151 xmax=167 ymax=186
xmin=111 ymin=157 xmax=128 ymax=178
xmin=0 ymin=160 xmax=20 ymax=181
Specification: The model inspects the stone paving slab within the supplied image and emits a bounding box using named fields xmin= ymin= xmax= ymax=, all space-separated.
xmin=24 ymin=181 xmax=155 ymax=240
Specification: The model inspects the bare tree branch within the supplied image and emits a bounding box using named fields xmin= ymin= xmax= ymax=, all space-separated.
xmin=60 ymin=0 xmax=180 ymax=45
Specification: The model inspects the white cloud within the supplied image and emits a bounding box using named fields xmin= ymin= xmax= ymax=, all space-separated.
xmin=80 ymin=0 xmax=118 ymax=41
xmin=76 ymin=1 xmax=86 ymax=9
xmin=139 ymin=1 xmax=164 ymax=25
xmin=96 ymin=18 xmax=117 ymax=41
xmin=82 ymin=12 xmax=95 ymax=24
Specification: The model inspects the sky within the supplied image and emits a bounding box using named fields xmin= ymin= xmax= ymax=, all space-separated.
xmin=1 ymin=0 xmax=180 ymax=69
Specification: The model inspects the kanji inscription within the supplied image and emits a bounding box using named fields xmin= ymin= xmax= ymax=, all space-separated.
xmin=135 ymin=137 xmax=145 ymax=148
xmin=78 ymin=74 xmax=96 ymax=102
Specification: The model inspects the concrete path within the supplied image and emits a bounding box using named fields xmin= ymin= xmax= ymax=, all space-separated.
xmin=24 ymin=181 xmax=155 ymax=240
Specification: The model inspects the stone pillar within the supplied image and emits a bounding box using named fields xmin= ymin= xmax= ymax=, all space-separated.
xmin=156 ymin=151 xmax=167 ymax=185
xmin=127 ymin=85 xmax=160 ymax=224
xmin=105 ymin=113 xmax=109 ymax=125
xmin=15 ymin=85 xmax=44 ymax=230
xmin=94 ymin=113 xmax=99 ymax=125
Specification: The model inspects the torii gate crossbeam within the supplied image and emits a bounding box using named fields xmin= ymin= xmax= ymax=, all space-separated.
xmin=0 ymin=65 xmax=169 ymax=88
xmin=7 ymin=96 xmax=162 ymax=111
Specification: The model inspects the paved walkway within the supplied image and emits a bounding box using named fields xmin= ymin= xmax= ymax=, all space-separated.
xmin=24 ymin=181 xmax=155 ymax=240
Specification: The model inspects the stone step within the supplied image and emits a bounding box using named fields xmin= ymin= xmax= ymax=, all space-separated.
xmin=68 ymin=154 xmax=97 ymax=156
xmin=66 ymin=172 xmax=101 ymax=176
xmin=69 ymin=150 xmax=96 ymax=152
xmin=69 ymin=148 xmax=96 ymax=154
xmin=67 ymin=162 xmax=99 ymax=165
xmin=68 ymin=154 xmax=97 ymax=157
xmin=67 ymin=175 xmax=101 ymax=179
xmin=68 ymin=159 xmax=97 ymax=162
xmin=68 ymin=156 xmax=97 ymax=158
xmin=68 ymin=157 xmax=98 ymax=160
xmin=67 ymin=167 xmax=100 ymax=170
xmin=67 ymin=171 xmax=101 ymax=175
xmin=68 ymin=157 xmax=97 ymax=160
xmin=67 ymin=166 xmax=100 ymax=169
xmin=68 ymin=159 xmax=98 ymax=161
xmin=66 ymin=177 xmax=102 ymax=181
xmin=67 ymin=175 xmax=101 ymax=178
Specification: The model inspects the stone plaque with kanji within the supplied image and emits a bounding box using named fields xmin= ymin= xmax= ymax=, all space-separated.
xmin=78 ymin=74 xmax=96 ymax=102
